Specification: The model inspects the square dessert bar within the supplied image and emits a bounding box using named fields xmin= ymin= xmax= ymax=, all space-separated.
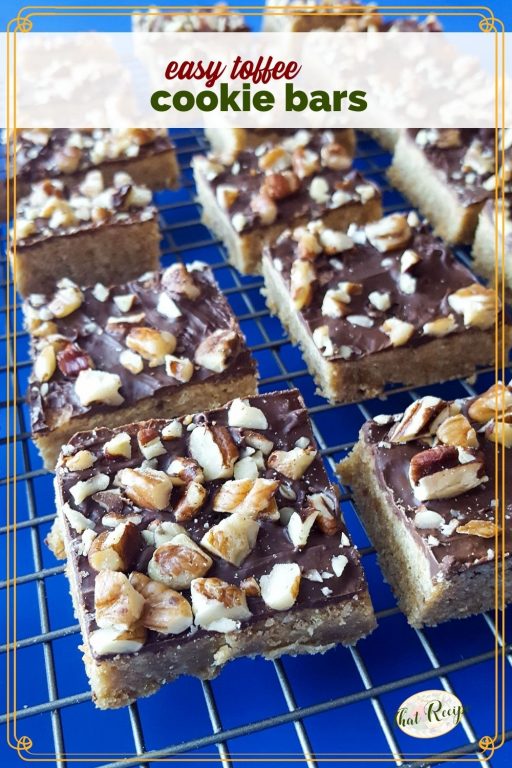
xmin=26 ymin=262 xmax=257 ymax=469
xmin=49 ymin=389 xmax=376 ymax=708
xmin=390 ymin=128 xmax=511 ymax=244
xmin=262 ymin=211 xmax=509 ymax=404
xmin=11 ymin=171 xmax=160 ymax=297
xmin=339 ymin=387 xmax=512 ymax=626
xmin=205 ymin=128 xmax=356 ymax=162
xmin=193 ymin=130 xmax=382 ymax=274
xmin=1 ymin=128 xmax=179 ymax=213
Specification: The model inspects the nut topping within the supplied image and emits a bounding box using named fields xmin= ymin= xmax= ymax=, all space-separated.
xmin=227 ymin=398 xmax=268 ymax=430
xmin=57 ymin=342 xmax=93 ymax=377
xmin=117 ymin=467 xmax=173 ymax=511
xmin=212 ymin=478 xmax=279 ymax=519
xmin=380 ymin=317 xmax=415 ymax=347
xmin=167 ymin=457 xmax=204 ymax=486
xmin=260 ymin=563 xmax=301 ymax=611
xmin=456 ymin=520 xmax=499 ymax=538
xmin=162 ymin=263 xmax=201 ymax=300
xmin=189 ymin=424 xmax=239 ymax=481
xmin=104 ymin=431 xmax=132 ymax=459
xmin=69 ymin=472 xmax=109 ymax=505
xmin=423 ymin=315 xmax=457 ymax=338
xmin=268 ymin=445 xmax=317 ymax=480
xmin=488 ymin=419 xmax=512 ymax=449
xmin=290 ymin=259 xmax=316 ymax=310
xmin=468 ymin=383 xmax=512 ymax=423
xmin=173 ymin=480 xmax=208 ymax=522
xmin=365 ymin=214 xmax=412 ymax=253
xmin=322 ymin=282 xmax=362 ymax=318
xmin=129 ymin=572 xmax=193 ymax=635
xmin=65 ymin=449 xmax=96 ymax=472
xmin=126 ymin=327 xmax=176 ymax=367
xmin=147 ymin=535 xmax=213 ymax=590
xmin=200 ymin=513 xmax=260 ymax=566
xmin=94 ymin=570 xmax=144 ymax=630
xmin=436 ymin=414 xmax=478 ymax=449
xmin=191 ymin=577 xmax=252 ymax=631
xmin=194 ymin=328 xmax=237 ymax=373
xmin=388 ymin=396 xmax=448 ymax=443
xmin=165 ymin=355 xmax=194 ymax=383
xmin=408 ymin=445 xmax=484 ymax=501
xmin=34 ymin=345 xmax=56 ymax=383
xmin=448 ymin=284 xmax=495 ymax=330
xmin=89 ymin=625 xmax=146 ymax=656
xmin=261 ymin=171 xmax=300 ymax=201
xmin=287 ymin=509 xmax=318 ymax=548
xmin=137 ymin=427 xmax=166 ymax=460
xmin=74 ymin=369 xmax=124 ymax=407
xmin=88 ymin=522 xmax=141 ymax=572
xmin=306 ymin=492 xmax=339 ymax=535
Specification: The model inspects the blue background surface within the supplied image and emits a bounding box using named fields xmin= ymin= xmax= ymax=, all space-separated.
xmin=1 ymin=2 xmax=512 ymax=767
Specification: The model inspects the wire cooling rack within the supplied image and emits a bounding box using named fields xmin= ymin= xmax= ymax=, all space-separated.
xmin=1 ymin=131 xmax=511 ymax=768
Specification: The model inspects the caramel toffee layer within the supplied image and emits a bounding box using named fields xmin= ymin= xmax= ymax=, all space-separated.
xmin=195 ymin=131 xmax=379 ymax=234
xmin=9 ymin=129 xmax=173 ymax=185
xmin=407 ymin=128 xmax=512 ymax=208
xmin=14 ymin=172 xmax=155 ymax=248
xmin=56 ymin=390 xmax=367 ymax=658
xmin=266 ymin=213 xmax=497 ymax=362
xmin=360 ymin=389 xmax=511 ymax=578
xmin=27 ymin=264 xmax=255 ymax=434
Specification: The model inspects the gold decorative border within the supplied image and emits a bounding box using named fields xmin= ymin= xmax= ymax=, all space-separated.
xmin=4 ymin=4 xmax=508 ymax=763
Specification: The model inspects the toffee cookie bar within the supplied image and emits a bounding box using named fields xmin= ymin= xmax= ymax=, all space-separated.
xmin=49 ymin=389 xmax=376 ymax=708
xmin=26 ymin=263 xmax=257 ymax=469
xmin=1 ymin=128 xmax=179 ymax=213
xmin=11 ymin=171 xmax=160 ymax=297
xmin=193 ymin=131 xmax=381 ymax=274
xmin=132 ymin=3 xmax=249 ymax=31
xmin=389 ymin=128 xmax=511 ymax=244
xmin=338 ymin=388 xmax=512 ymax=626
xmin=261 ymin=212 xmax=508 ymax=404
xmin=205 ymin=128 xmax=356 ymax=163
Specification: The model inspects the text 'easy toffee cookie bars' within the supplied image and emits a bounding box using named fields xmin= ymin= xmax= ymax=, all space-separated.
xmin=2 ymin=128 xmax=179 ymax=213
xmin=262 ymin=211 xmax=507 ymax=404
xmin=49 ymin=390 xmax=376 ymax=708
xmin=26 ymin=263 xmax=257 ymax=468
xmin=11 ymin=171 xmax=160 ymax=297
xmin=193 ymin=129 xmax=381 ymax=274
xmin=339 ymin=387 xmax=512 ymax=626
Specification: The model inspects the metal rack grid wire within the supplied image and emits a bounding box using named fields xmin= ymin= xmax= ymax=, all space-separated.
xmin=1 ymin=130 xmax=511 ymax=768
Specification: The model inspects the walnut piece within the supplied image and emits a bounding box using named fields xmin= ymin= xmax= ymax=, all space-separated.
xmin=408 ymin=445 xmax=484 ymax=501
xmin=126 ymin=327 xmax=176 ymax=367
xmin=173 ymin=481 xmax=208 ymax=522
xmin=74 ymin=369 xmax=124 ymax=407
xmin=129 ymin=572 xmax=193 ymax=635
xmin=290 ymin=259 xmax=315 ymax=311
xmin=200 ymin=513 xmax=260 ymax=566
xmin=117 ymin=467 xmax=173 ymax=510
xmin=260 ymin=563 xmax=301 ymax=611
xmin=448 ymin=284 xmax=495 ymax=330
xmin=388 ymin=396 xmax=448 ymax=443
xmin=227 ymin=398 xmax=268 ymax=430
xmin=194 ymin=328 xmax=237 ymax=373
xmin=268 ymin=445 xmax=317 ymax=480
xmin=365 ymin=214 xmax=412 ymax=253
xmin=188 ymin=424 xmax=239 ymax=481
xmin=191 ymin=577 xmax=252 ymax=631
xmin=147 ymin=534 xmax=213 ymax=590
xmin=436 ymin=414 xmax=478 ymax=449
xmin=88 ymin=522 xmax=141 ymax=572
xmin=94 ymin=570 xmax=144 ymax=630
xmin=212 ymin=478 xmax=279 ymax=519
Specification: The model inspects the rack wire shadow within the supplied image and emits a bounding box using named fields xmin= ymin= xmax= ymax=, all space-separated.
xmin=1 ymin=130 xmax=511 ymax=768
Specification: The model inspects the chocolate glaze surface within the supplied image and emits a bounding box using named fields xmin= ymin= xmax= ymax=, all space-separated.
xmin=16 ymin=178 xmax=156 ymax=249
xmin=28 ymin=265 xmax=256 ymax=434
xmin=9 ymin=129 xmax=174 ymax=184
xmin=406 ymin=129 xmax=510 ymax=208
xmin=199 ymin=132 xmax=380 ymax=234
xmin=267 ymin=217 xmax=488 ymax=361
xmin=56 ymin=389 xmax=369 ymax=658
xmin=361 ymin=396 xmax=511 ymax=578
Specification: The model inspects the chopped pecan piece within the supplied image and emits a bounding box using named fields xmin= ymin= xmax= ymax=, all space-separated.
xmin=129 ymin=572 xmax=193 ymax=635
xmin=188 ymin=424 xmax=239 ymax=481
xmin=436 ymin=414 xmax=478 ymax=449
xmin=448 ymin=284 xmax=495 ymax=330
xmin=409 ymin=445 xmax=484 ymax=501
xmin=261 ymin=170 xmax=300 ymax=200
xmin=167 ymin=457 xmax=204 ymax=486
xmin=57 ymin=342 xmax=93 ymax=377
xmin=388 ymin=396 xmax=448 ymax=443
xmin=290 ymin=259 xmax=316 ymax=311
xmin=94 ymin=570 xmax=144 ymax=630
xmin=88 ymin=522 xmax=141 ymax=572
xmin=147 ymin=534 xmax=213 ymax=590
xmin=173 ymin=481 xmax=208 ymax=522
xmin=212 ymin=478 xmax=279 ymax=519
xmin=200 ymin=514 xmax=259 ymax=566
xmin=268 ymin=445 xmax=317 ymax=480
xmin=191 ymin=577 xmax=252 ymax=631
xmin=126 ymin=327 xmax=176 ymax=367
xmin=194 ymin=328 xmax=237 ymax=373
xmin=260 ymin=563 xmax=301 ymax=611
xmin=162 ymin=263 xmax=201 ymax=300
xmin=117 ymin=467 xmax=173 ymax=511
xmin=468 ymin=383 xmax=512 ymax=423
xmin=365 ymin=214 xmax=412 ymax=253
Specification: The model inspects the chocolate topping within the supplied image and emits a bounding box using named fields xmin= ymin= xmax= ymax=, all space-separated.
xmin=55 ymin=389 xmax=367 ymax=658
xmin=27 ymin=265 xmax=256 ymax=434
xmin=196 ymin=131 xmax=380 ymax=234
xmin=8 ymin=128 xmax=173 ymax=185
xmin=266 ymin=214 xmax=496 ymax=361
xmin=361 ymin=393 xmax=511 ymax=578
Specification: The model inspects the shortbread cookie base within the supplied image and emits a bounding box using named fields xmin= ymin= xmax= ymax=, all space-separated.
xmin=338 ymin=441 xmax=512 ymax=627
xmin=205 ymin=128 xmax=356 ymax=161
xmin=56 ymin=510 xmax=374 ymax=710
xmin=389 ymin=133 xmax=484 ymax=244
xmin=34 ymin=372 xmax=257 ymax=470
xmin=194 ymin=168 xmax=382 ymax=275
xmin=2 ymin=149 xmax=180 ymax=217
xmin=12 ymin=218 xmax=161 ymax=298
xmin=262 ymin=253 xmax=506 ymax=403
xmin=472 ymin=209 xmax=512 ymax=293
